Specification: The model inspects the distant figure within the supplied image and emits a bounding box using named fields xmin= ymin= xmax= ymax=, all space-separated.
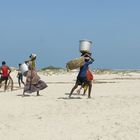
xmin=17 ymin=64 xmax=25 ymax=87
xmin=23 ymin=54 xmax=47 ymax=96
xmin=69 ymin=53 xmax=94 ymax=98
xmin=0 ymin=61 xmax=11 ymax=91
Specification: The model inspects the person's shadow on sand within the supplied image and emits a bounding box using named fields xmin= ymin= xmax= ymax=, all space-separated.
xmin=65 ymin=92 xmax=78 ymax=95
xmin=17 ymin=94 xmax=30 ymax=97
xmin=58 ymin=97 xmax=82 ymax=99
xmin=17 ymin=94 xmax=43 ymax=97
xmin=58 ymin=93 xmax=82 ymax=99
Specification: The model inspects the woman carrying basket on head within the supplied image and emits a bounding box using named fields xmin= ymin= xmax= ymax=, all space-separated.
xmin=76 ymin=68 xmax=94 ymax=95
xmin=69 ymin=53 xmax=94 ymax=98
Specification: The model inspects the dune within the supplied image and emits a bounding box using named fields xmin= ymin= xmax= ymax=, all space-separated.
xmin=0 ymin=70 xmax=140 ymax=140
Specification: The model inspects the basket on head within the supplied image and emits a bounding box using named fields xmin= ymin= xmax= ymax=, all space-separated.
xmin=79 ymin=40 xmax=92 ymax=53
xmin=30 ymin=54 xmax=37 ymax=60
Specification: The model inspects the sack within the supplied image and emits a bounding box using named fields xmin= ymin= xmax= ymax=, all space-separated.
xmin=86 ymin=69 xmax=93 ymax=81
xmin=66 ymin=57 xmax=85 ymax=70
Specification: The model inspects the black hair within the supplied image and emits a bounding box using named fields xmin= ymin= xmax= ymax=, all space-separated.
xmin=81 ymin=52 xmax=92 ymax=57
xmin=85 ymin=59 xmax=90 ymax=62
xmin=2 ymin=61 xmax=6 ymax=65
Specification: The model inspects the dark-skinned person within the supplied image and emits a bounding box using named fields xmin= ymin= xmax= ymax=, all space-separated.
xmin=69 ymin=53 xmax=94 ymax=98
xmin=0 ymin=61 xmax=11 ymax=91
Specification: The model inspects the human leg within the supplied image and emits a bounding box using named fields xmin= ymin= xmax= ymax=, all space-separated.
xmin=76 ymin=83 xmax=84 ymax=94
xmin=20 ymin=76 xmax=25 ymax=85
xmin=69 ymin=83 xmax=78 ymax=98
xmin=83 ymin=84 xmax=88 ymax=95
xmin=23 ymin=90 xmax=25 ymax=96
xmin=0 ymin=78 xmax=2 ymax=88
xmin=87 ymin=81 xmax=92 ymax=98
xmin=69 ymin=77 xmax=81 ymax=98
xmin=18 ymin=78 xmax=21 ymax=87
xmin=4 ymin=78 xmax=8 ymax=91
xmin=37 ymin=91 xmax=40 ymax=96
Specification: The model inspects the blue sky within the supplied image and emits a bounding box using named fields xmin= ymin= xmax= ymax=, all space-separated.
xmin=0 ymin=0 xmax=140 ymax=69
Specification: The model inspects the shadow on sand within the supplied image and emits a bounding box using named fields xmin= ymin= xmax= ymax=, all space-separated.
xmin=58 ymin=97 xmax=82 ymax=100
xmin=65 ymin=93 xmax=78 ymax=96
xmin=58 ymin=93 xmax=82 ymax=99
xmin=17 ymin=94 xmax=43 ymax=97
xmin=17 ymin=94 xmax=31 ymax=97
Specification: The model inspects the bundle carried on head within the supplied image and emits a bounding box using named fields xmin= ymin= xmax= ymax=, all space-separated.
xmin=30 ymin=53 xmax=37 ymax=60
xmin=66 ymin=57 xmax=85 ymax=71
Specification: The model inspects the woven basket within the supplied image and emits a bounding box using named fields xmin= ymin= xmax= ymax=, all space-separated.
xmin=66 ymin=57 xmax=85 ymax=70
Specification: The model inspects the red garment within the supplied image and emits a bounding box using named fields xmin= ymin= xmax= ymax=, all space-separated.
xmin=86 ymin=69 xmax=93 ymax=81
xmin=1 ymin=66 xmax=9 ymax=77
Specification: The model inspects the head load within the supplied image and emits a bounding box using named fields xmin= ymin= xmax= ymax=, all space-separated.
xmin=79 ymin=40 xmax=93 ymax=54
xmin=29 ymin=53 xmax=37 ymax=60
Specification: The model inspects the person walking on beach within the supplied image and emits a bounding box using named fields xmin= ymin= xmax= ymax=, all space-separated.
xmin=17 ymin=64 xmax=25 ymax=87
xmin=69 ymin=53 xmax=94 ymax=98
xmin=23 ymin=54 xmax=47 ymax=96
xmin=0 ymin=61 xmax=11 ymax=91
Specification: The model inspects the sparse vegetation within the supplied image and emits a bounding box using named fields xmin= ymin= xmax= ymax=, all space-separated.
xmin=41 ymin=66 xmax=62 ymax=71
xmin=39 ymin=66 xmax=67 ymax=75
xmin=39 ymin=67 xmax=140 ymax=76
xmin=93 ymin=69 xmax=140 ymax=74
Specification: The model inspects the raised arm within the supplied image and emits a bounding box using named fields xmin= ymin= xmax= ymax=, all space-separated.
xmin=83 ymin=53 xmax=95 ymax=63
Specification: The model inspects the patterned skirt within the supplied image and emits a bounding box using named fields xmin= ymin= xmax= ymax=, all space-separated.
xmin=24 ymin=80 xmax=47 ymax=93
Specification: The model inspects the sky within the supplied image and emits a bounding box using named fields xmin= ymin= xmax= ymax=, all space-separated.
xmin=0 ymin=0 xmax=140 ymax=69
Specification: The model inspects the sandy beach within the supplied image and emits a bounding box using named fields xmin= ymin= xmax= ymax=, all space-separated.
xmin=0 ymin=70 xmax=140 ymax=140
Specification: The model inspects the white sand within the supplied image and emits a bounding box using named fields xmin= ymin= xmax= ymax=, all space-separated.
xmin=0 ymin=71 xmax=140 ymax=140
